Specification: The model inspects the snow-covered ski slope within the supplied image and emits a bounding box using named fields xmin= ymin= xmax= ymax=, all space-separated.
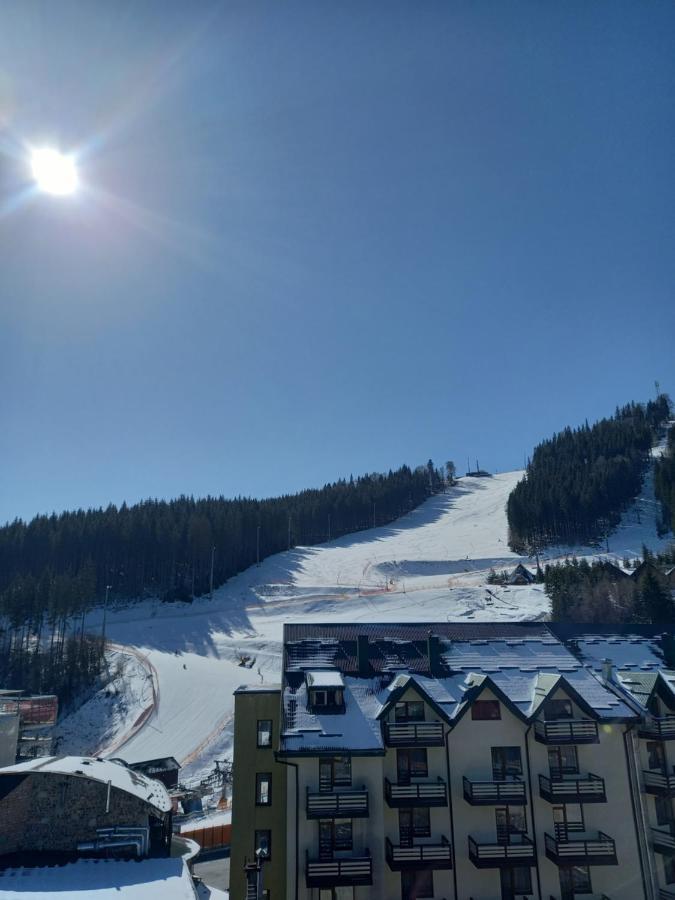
xmin=66 ymin=455 xmax=671 ymax=783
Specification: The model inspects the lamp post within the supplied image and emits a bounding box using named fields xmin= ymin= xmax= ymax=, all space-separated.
xmin=101 ymin=584 xmax=111 ymax=646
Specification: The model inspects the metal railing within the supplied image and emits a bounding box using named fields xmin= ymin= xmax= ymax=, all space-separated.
xmin=534 ymin=719 xmax=599 ymax=744
xmin=305 ymin=850 xmax=372 ymax=887
xmin=652 ymin=826 xmax=675 ymax=854
xmin=306 ymin=786 xmax=369 ymax=818
xmin=643 ymin=771 xmax=675 ymax=795
xmin=385 ymin=835 xmax=452 ymax=869
xmin=539 ymin=772 xmax=606 ymax=803
xmin=639 ymin=716 xmax=675 ymax=740
xmin=468 ymin=834 xmax=535 ymax=867
xmin=383 ymin=721 xmax=445 ymax=747
xmin=463 ymin=776 xmax=527 ymax=805
xmin=544 ymin=831 xmax=617 ymax=865
xmin=384 ymin=776 xmax=448 ymax=807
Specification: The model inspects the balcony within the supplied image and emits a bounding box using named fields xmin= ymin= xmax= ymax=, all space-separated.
xmin=468 ymin=835 xmax=535 ymax=868
xmin=534 ymin=719 xmax=599 ymax=744
xmin=652 ymin=826 xmax=675 ymax=855
xmin=306 ymin=787 xmax=369 ymax=819
xmin=385 ymin=836 xmax=452 ymax=870
xmin=643 ymin=771 xmax=675 ymax=797
xmin=544 ymin=831 xmax=617 ymax=866
xmin=305 ymin=851 xmax=372 ymax=887
xmin=639 ymin=716 xmax=675 ymax=740
xmin=383 ymin=721 xmax=445 ymax=747
xmin=660 ymin=889 xmax=675 ymax=900
xmin=463 ymin=776 xmax=527 ymax=806
xmin=539 ymin=772 xmax=606 ymax=804
xmin=384 ymin=777 xmax=447 ymax=808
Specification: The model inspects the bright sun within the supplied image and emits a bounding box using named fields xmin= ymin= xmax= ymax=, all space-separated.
xmin=30 ymin=147 xmax=78 ymax=196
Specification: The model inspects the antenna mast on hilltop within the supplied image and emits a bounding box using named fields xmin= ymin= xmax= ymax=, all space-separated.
xmin=655 ymin=380 xmax=661 ymax=399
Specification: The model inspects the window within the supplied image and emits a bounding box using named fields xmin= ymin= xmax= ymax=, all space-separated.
xmin=656 ymin=796 xmax=675 ymax=827
xmin=647 ymin=741 xmax=666 ymax=771
xmin=397 ymin=748 xmax=428 ymax=782
xmin=257 ymin=719 xmax=272 ymax=748
xmin=399 ymin=807 xmax=431 ymax=840
xmin=472 ymin=699 xmax=501 ymax=720
xmin=492 ymin=746 xmax=522 ymax=780
xmin=319 ymin=889 xmax=354 ymax=900
xmin=395 ymin=701 xmax=425 ymax=722
xmin=545 ymin=698 xmax=574 ymax=720
xmin=665 ymin=856 xmax=675 ymax=885
xmin=319 ymin=755 xmax=351 ymax=789
xmin=254 ymin=829 xmax=271 ymax=860
xmin=496 ymin=807 xmax=527 ymax=843
xmin=548 ymin=745 xmax=578 ymax=776
xmin=401 ymin=869 xmax=433 ymax=900
xmin=500 ymin=866 xmax=532 ymax=897
xmin=320 ymin=818 xmax=353 ymax=853
xmin=255 ymin=773 xmax=272 ymax=805
xmin=310 ymin=688 xmax=344 ymax=710
xmin=553 ymin=804 xmax=584 ymax=839
xmin=559 ymin=865 xmax=592 ymax=895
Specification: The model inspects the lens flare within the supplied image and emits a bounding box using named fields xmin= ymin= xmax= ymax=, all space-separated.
xmin=30 ymin=148 xmax=78 ymax=196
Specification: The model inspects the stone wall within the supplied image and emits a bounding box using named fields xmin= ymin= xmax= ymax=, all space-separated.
xmin=0 ymin=772 xmax=165 ymax=857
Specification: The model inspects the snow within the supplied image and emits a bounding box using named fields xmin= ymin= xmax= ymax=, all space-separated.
xmin=1 ymin=756 xmax=171 ymax=812
xmin=305 ymin=670 xmax=344 ymax=687
xmin=54 ymin=448 xmax=670 ymax=783
xmin=0 ymin=858 xmax=196 ymax=899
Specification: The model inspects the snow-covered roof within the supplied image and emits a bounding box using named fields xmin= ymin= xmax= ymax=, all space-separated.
xmin=0 ymin=858 xmax=197 ymax=899
xmin=306 ymin=670 xmax=344 ymax=688
xmin=278 ymin=625 xmax=639 ymax=752
xmin=0 ymin=756 xmax=171 ymax=813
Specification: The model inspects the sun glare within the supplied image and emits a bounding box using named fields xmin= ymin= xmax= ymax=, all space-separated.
xmin=30 ymin=147 xmax=78 ymax=196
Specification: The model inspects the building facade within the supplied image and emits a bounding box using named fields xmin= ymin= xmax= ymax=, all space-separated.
xmin=230 ymin=622 xmax=675 ymax=900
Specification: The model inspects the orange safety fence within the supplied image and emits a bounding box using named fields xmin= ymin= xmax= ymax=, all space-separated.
xmin=181 ymin=823 xmax=231 ymax=851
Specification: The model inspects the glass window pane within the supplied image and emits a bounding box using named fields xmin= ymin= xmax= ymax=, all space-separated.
xmin=333 ymin=755 xmax=351 ymax=785
xmin=256 ymin=773 xmax=271 ymax=804
xmin=257 ymin=719 xmax=272 ymax=747
xmin=545 ymin=699 xmax=574 ymax=720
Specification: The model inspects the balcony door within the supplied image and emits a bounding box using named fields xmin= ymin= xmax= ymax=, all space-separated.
xmin=398 ymin=807 xmax=430 ymax=847
xmin=397 ymin=748 xmax=428 ymax=785
xmin=491 ymin=746 xmax=522 ymax=781
xmin=495 ymin=807 xmax=526 ymax=844
xmin=553 ymin=804 xmax=584 ymax=841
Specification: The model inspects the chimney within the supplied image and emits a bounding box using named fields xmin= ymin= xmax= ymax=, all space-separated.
xmin=357 ymin=635 xmax=370 ymax=677
xmin=427 ymin=632 xmax=441 ymax=676
xmin=601 ymin=658 xmax=613 ymax=683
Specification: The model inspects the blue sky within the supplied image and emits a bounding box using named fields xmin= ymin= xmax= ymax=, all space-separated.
xmin=1 ymin=0 xmax=674 ymax=523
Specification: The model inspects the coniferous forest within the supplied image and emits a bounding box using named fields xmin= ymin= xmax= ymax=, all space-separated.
xmin=507 ymin=395 xmax=672 ymax=553
xmin=0 ymin=462 xmax=445 ymax=623
xmin=655 ymin=423 xmax=675 ymax=535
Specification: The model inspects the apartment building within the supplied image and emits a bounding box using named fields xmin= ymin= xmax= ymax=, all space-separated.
xmin=231 ymin=622 xmax=675 ymax=900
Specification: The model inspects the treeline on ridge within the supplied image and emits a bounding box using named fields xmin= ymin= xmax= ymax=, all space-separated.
xmin=0 ymin=462 xmax=447 ymax=629
xmin=655 ymin=423 xmax=675 ymax=535
xmin=507 ymin=395 xmax=671 ymax=552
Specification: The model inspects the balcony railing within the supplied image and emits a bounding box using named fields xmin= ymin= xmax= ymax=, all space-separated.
xmin=639 ymin=716 xmax=675 ymax=740
xmin=385 ymin=835 xmax=452 ymax=870
xmin=384 ymin=777 xmax=447 ymax=807
xmin=468 ymin=835 xmax=535 ymax=868
xmin=544 ymin=831 xmax=617 ymax=866
xmin=306 ymin=787 xmax=369 ymax=818
xmin=652 ymin=826 xmax=675 ymax=855
xmin=643 ymin=771 xmax=675 ymax=796
xmin=383 ymin=721 xmax=445 ymax=747
xmin=534 ymin=719 xmax=599 ymax=744
xmin=660 ymin=889 xmax=675 ymax=900
xmin=463 ymin=776 xmax=527 ymax=806
xmin=539 ymin=772 xmax=606 ymax=804
xmin=305 ymin=850 xmax=372 ymax=887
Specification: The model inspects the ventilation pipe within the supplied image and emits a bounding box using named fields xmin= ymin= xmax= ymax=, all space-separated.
xmin=357 ymin=635 xmax=370 ymax=677
xmin=601 ymin=658 xmax=614 ymax=683
xmin=427 ymin=633 xmax=442 ymax=676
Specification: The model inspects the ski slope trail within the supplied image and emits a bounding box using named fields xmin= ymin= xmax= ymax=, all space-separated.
xmin=70 ymin=463 xmax=670 ymax=783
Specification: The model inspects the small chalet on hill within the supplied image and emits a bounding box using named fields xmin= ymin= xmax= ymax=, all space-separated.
xmin=508 ymin=563 xmax=536 ymax=585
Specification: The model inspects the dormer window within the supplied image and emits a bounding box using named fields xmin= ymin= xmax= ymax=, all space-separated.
xmin=306 ymin=670 xmax=345 ymax=712
xmin=395 ymin=700 xmax=425 ymax=722
xmin=545 ymin=698 xmax=573 ymax=720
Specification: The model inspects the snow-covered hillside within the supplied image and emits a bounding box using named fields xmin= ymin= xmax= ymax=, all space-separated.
xmin=59 ymin=457 xmax=671 ymax=788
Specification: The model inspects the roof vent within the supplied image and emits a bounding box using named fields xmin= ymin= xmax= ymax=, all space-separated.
xmin=601 ymin=658 xmax=614 ymax=683
xmin=357 ymin=635 xmax=370 ymax=677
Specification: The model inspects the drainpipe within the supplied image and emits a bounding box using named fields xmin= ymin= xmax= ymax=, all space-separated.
xmin=277 ymin=757 xmax=299 ymax=900
xmin=524 ymin=723 xmax=542 ymax=900
xmin=623 ymin=725 xmax=654 ymax=900
xmin=444 ymin=727 xmax=458 ymax=900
